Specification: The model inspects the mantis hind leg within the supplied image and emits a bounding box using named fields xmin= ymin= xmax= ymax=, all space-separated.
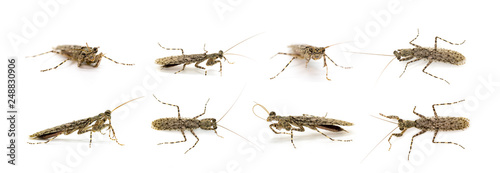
xmin=270 ymin=57 xmax=297 ymax=80
xmin=422 ymin=60 xmax=450 ymax=84
xmin=158 ymin=129 xmax=187 ymax=145
xmin=432 ymin=130 xmax=465 ymax=149
xmin=434 ymin=36 xmax=465 ymax=50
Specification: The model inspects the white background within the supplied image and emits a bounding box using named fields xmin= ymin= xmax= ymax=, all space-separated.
xmin=2 ymin=0 xmax=500 ymax=173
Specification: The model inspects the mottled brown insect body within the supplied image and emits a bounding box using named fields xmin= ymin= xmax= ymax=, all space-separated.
xmin=156 ymin=34 xmax=259 ymax=76
xmin=289 ymin=45 xmax=327 ymax=62
xmin=30 ymin=114 xmax=107 ymax=140
xmin=267 ymin=113 xmax=354 ymax=132
xmin=392 ymin=29 xmax=466 ymax=84
xmin=413 ymin=117 xmax=469 ymax=131
xmin=270 ymin=44 xmax=351 ymax=80
xmin=253 ymin=104 xmax=353 ymax=148
xmin=396 ymin=48 xmax=465 ymax=66
xmin=151 ymin=118 xmax=217 ymax=131
xmin=155 ymin=53 xmax=215 ymax=67
xmin=28 ymin=97 xmax=143 ymax=147
xmin=380 ymin=100 xmax=469 ymax=160
xmin=152 ymin=95 xmax=224 ymax=154
xmin=155 ymin=49 xmax=227 ymax=75
xmin=27 ymin=43 xmax=134 ymax=72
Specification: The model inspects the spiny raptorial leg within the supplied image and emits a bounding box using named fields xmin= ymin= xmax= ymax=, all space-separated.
xmin=269 ymin=124 xmax=290 ymax=135
xmin=379 ymin=113 xmax=401 ymax=121
xmin=388 ymin=129 xmax=407 ymax=151
xmin=434 ymin=36 xmax=466 ymax=50
xmin=432 ymin=130 xmax=465 ymax=149
xmin=104 ymin=124 xmax=123 ymax=146
xmin=218 ymin=60 xmax=223 ymax=76
xmin=213 ymin=129 xmax=223 ymax=138
xmin=288 ymin=126 xmax=306 ymax=148
xmin=78 ymin=125 xmax=98 ymax=148
xmin=323 ymin=56 xmax=331 ymax=80
xmin=92 ymin=57 xmax=102 ymax=67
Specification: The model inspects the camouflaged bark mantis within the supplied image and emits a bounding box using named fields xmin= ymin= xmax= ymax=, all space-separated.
xmin=151 ymin=90 xmax=252 ymax=154
xmin=270 ymin=43 xmax=351 ymax=80
xmin=28 ymin=97 xmax=143 ymax=148
xmin=377 ymin=100 xmax=469 ymax=160
xmin=27 ymin=43 xmax=134 ymax=72
xmin=155 ymin=34 xmax=259 ymax=76
xmin=252 ymin=103 xmax=353 ymax=148
xmin=350 ymin=29 xmax=466 ymax=84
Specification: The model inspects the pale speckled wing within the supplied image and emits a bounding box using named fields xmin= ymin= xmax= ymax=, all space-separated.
xmin=155 ymin=54 xmax=208 ymax=66
xmin=415 ymin=117 xmax=469 ymax=131
xmin=434 ymin=48 xmax=466 ymax=65
xmin=413 ymin=47 xmax=466 ymax=65
xmin=29 ymin=116 xmax=94 ymax=139
xmin=54 ymin=45 xmax=86 ymax=51
xmin=54 ymin=45 xmax=97 ymax=61
xmin=151 ymin=118 xmax=200 ymax=131
xmin=287 ymin=44 xmax=309 ymax=59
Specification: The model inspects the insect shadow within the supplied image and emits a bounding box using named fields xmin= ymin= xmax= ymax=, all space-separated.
xmin=27 ymin=43 xmax=134 ymax=72
xmin=252 ymin=103 xmax=353 ymax=148
xmin=28 ymin=97 xmax=143 ymax=148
